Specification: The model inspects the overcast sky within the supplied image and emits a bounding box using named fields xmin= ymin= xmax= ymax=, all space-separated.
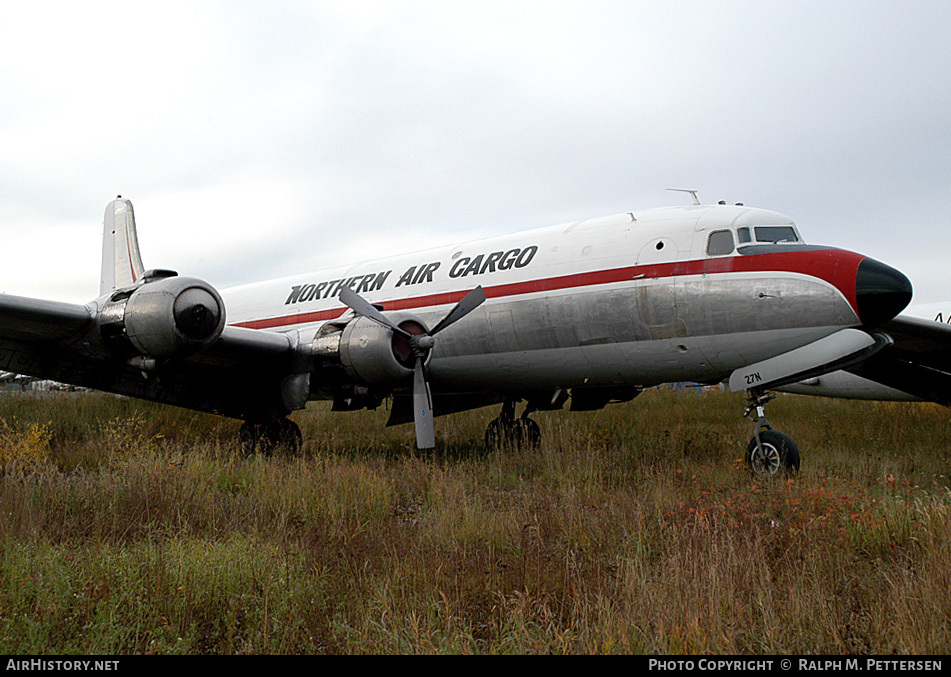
xmin=1 ymin=1 xmax=949 ymax=306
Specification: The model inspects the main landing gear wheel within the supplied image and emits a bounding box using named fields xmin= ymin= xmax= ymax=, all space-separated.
xmin=485 ymin=400 xmax=541 ymax=451
xmin=239 ymin=419 xmax=302 ymax=456
xmin=743 ymin=391 xmax=800 ymax=476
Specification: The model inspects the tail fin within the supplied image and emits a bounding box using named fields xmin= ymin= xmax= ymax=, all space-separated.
xmin=100 ymin=196 xmax=145 ymax=296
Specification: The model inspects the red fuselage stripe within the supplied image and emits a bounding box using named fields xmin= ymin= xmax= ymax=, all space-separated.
xmin=232 ymin=248 xmax=865 ymax=331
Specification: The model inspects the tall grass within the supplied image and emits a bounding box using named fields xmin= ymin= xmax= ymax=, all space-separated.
xmin=0 ymin=389 xmax=948 ymax=654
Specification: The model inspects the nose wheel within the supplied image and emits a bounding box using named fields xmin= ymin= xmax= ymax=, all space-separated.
xmin=743 ymin=391 xmax=800 ymax=476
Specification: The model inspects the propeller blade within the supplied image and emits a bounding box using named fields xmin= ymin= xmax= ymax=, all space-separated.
xmin=430 ymin=286 xmax=486 ymax=335
xmin=340 ymin=284 xmax=484 ymax=451
xmin=338 ymin=286 xmax=411 ymax=337
xmin=413 ymin=357 xmax=435 ymax=449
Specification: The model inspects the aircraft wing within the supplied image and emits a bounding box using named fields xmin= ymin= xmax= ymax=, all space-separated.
xmin=0 ymin=294 xmax=94 ymax=342
xmin=0 ymin=292 xmax=305 ymax=419
xmin=846 ymin=315 xmax=951 ymax=406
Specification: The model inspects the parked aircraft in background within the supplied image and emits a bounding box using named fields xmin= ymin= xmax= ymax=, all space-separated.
xmin=905 ymin=303 xmax=951 ymax=325
xmin=0 ymin=370 xmax=33 ymax=388
xmin=0 ymin=370 xmax=86 ymax=392
xmin=0 ymin=195 xmax=923 ymax=475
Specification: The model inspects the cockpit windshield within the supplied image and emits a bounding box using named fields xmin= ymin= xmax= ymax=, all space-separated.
xmin=707 ymin=220 xmax=803 ymax=257
xmin=736 ymin=225 xmax=800 ymax=244
xmin=752 ymin=226 xmax=799 ymax=243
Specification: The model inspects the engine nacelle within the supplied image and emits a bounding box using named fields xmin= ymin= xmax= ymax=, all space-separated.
xmin=332 ymin=313 xmax=429 ymax=387
xmin=99 ymin=275 xmax=226 ymax=358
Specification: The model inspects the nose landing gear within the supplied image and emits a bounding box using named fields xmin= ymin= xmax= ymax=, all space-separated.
xmin=744 ymin=391 xmax=800 ymax=476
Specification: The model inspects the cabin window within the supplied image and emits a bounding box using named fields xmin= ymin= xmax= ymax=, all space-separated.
xmin=706 ymin=229 xmax=735 ymax=256
xmin=737 ymin=227 xmax=751 ymax=243
xmin=754 ymin=226 xmax=799 ymax=243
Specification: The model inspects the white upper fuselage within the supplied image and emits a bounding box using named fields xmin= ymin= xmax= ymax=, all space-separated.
xmin=223 ymin=204 xmax=805 ymax=329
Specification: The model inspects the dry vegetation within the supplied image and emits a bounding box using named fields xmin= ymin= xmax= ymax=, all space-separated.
xmin=0 ymin=387 xmax=948 ymax=654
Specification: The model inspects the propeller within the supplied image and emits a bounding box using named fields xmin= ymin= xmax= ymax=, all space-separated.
xmin=338 ymin=285 xmax=487 ymax=449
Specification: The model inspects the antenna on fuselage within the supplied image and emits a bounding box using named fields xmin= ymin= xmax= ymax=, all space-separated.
xmin=667 ymin=188 xmax=701 ymax=206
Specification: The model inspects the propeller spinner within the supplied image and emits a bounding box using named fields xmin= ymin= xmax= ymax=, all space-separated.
xmin=338 ymin=285 xmax=487 ymax=449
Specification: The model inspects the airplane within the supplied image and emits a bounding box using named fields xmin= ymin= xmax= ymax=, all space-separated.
xmin=0 ymin=194 xmax=927 ymax=476
xmin=0 ymin=369 xmax=79 ymax=390
xmin=0 ymin=370 xmax=34 ymax=388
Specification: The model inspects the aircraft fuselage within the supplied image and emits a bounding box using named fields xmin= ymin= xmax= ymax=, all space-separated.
xmin=220 ymin=204 xmax=906 ymax=398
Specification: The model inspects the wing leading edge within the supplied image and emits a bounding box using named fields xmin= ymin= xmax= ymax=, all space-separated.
xmin=0 ymin=294 xmax=93 ymax=342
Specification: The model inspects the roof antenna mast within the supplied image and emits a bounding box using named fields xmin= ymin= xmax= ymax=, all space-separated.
xmin=667 ymin=188 xmax=701 ymax=206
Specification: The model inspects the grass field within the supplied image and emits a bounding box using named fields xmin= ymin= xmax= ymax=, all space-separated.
xmin=0 ymin=388 xmax=948 ymax=654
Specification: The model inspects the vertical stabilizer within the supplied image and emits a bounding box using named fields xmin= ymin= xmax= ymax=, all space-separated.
xmin=100 ymin=197 xmax=145 ymax=296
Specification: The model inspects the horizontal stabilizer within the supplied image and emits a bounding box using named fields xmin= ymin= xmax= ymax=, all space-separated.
xmin=729 ymin=328 xmax=890 ymax=392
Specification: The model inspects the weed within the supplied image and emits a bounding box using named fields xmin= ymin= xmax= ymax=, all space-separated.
xmin=0 ymin=418 xmax=52 ymax=472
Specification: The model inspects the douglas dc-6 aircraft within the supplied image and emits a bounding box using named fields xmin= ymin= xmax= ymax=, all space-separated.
xmin=1 ymin=194 xmax=943 ymax=475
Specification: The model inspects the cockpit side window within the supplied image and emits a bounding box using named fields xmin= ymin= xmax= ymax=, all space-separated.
xmin=737 ymin=227 xmax=751 ymax=243
xmin=706 ymin=229 xmax=735 ymax=256
xmin=754 ymin=226 xmax=799 ymax=243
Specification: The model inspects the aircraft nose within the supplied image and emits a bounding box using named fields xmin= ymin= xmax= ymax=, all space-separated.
xmin=855 ymin=257 xmax=913 ymax=326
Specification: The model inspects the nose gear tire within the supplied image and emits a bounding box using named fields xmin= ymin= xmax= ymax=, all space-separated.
xmin=746 ymin=429 xmax=800 ymax=476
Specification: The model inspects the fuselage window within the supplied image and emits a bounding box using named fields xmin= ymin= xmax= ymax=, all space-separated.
xmin=754 ymin=226 xmax=799 ymax=243
xmin=737 ymin=227 xmax=751 ymax=243
xmin=706 ymin=229 xmax=735 ymax=256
